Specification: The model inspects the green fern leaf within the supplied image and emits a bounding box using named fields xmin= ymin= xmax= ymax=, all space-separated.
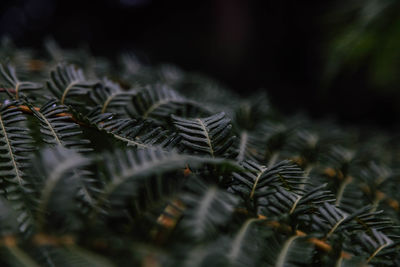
xmin=0 ymin=63 xmax=42 ymax=100
xmin=0 ymin=100 xmax=35 ymax=188
xmin=258 ymin=183 xmax=335 ymax=218
xmin=30 ymin=99 xmax=91 ymax=152
xmin=225 ymin=218 xmax=266 ymax=266
xmin=128 ymin=84 xmax=209 ymax=123
xmin=46 ymin=64 xmax=97 ymax=106
xmin=172 ymin=112 xmax=236 ymax=157
xmin=89 ymin=78 xmax=135 ymax=115
xmin=88 ymin=112 xmax=181 ymax=149
xmin=178 ymin=178 xmax=238 ymax=240
xmin=230 ymin=160 xmax=306 ymax=202
xmin=263 ymin=233 xmax=314 ymax=267
xmin=33 ymin=146 xmax=92 ymax=232
xmin=235 ymin=130 xmax=264 ymax=162
xmin=347 ymin=228 xmax=396 ymax=265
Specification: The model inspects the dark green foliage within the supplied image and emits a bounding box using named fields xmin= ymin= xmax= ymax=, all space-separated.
xmin=178 ymin=178 xmax=238 ymax=240
xmin=263 ymin=233 xmax=314 ymax=267
xmin=230 ymin=160 xmax=306 ymax=202
xmin=31 ymin=100 xmax=91 ymax=152
xmin=47 ymin=63 xmax=97 ymax=106
xmin=0 ymin=39 xmax=399 ymax=267
xmin=127 ymin=84 xmax=209 ymax=123
xmin=172 ymin=112 xmax=236 ymax=157
xmin=87 ymin=113 xmax=181 ymax=149
xmin=32 ymin=146 xmax=92 ymax=233
xmin=89 ymin=78 xmax=134 ymax=116
xmin=0 ymin=63 xmax=42 ymax=99
xmin=0 ymin=100 xmax=35 ymax=191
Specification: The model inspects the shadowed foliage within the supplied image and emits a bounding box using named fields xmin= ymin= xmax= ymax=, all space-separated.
xmin=0 ymin=39 xmax=399 ymax=266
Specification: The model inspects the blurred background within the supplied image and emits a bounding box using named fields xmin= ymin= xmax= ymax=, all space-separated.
xmin=1 ymin=0 xmax=400 ymax=129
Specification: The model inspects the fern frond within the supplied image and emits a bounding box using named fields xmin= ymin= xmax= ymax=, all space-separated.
xmin=335 ymin=181 xmax=367 ymax=213
xmin=258 ymin=183 xmax=335 ymax=218
xmin=178 ymin=178 xmax=238 ymax=240
xmin=128 ymin=84 xmax=209 ymax=123
xmin=30 ymin=100 xmax=91 ymax=152
xmin=33 ymin=146 xmax=92 ymax=232
xmin=235 ymin=130 xmax=264 ymax=162
xmin=97 ymin=148 xmax=185 ymax=218
xmin=347 ymin=228 xmax=397 ymax=265
xmin=0 ymin=100 xmax=35 ymax=188
xmin=310 ymin=202 xmax=395 ymax=240
xmin=87 ymin=112 xmax=181 ymax=149
xmin=0 ymin=63 xmax=42 ymax=100
xmin=89 ymin=78 xmax=135 ymax=115
xmin=263 ymin=233 xmax=314 ymax=267
xmin=0 ymin=102 xmax=36 ymax=236
xmin=46 ymin=64 xmax=97 ymax=106
xmin=230 ymin=160 xmax=307 ymax=202
xmin=172 ymin=112 xmax=236 ymax=157
xmin=225 ymin=218 xmax=266 ymax=266
xmin=97 ymin=148 xmax=239 ymax=221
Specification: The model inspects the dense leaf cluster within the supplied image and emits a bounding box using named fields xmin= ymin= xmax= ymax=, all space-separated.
xmin=0 ymin=38 xmax=399 ymax=266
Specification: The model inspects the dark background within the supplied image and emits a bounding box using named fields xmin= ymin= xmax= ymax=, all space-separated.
xmin=1 ymin=0 xmax=399 ymax=129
